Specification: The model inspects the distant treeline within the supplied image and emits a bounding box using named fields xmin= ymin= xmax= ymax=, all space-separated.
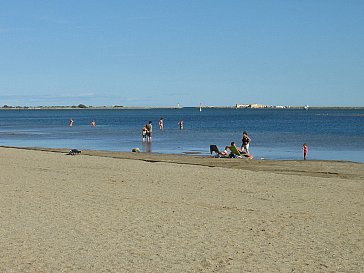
xmin=1 ymin=104 xmax=125 ymax=109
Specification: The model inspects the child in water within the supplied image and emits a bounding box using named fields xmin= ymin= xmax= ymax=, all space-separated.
xmin=303 ymin=143 xmax=308 ymax=160
xmin=142 ymin=125 xmax=148 ymax=142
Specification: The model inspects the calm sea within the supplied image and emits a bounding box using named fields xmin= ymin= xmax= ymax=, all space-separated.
xmin=0 ymin=108 xmax=363 ymax=163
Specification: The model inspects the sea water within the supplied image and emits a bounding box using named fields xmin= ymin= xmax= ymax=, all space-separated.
xmin=0 ymin=108 xmax=363 ymax=163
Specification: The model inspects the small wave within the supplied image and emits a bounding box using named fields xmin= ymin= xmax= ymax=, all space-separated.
xmin=183 ymin=151 xmax=205 ymax=155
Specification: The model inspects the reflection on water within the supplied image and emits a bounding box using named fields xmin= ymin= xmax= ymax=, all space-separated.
xmin=142 ymin=141 xmax=152 ymax=153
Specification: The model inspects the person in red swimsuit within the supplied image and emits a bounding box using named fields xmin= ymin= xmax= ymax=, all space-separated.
xmin=303 ymin=143 xmax=309 ymax=160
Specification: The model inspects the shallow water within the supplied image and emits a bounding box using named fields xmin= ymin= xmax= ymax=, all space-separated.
xmin=0 ymin=108 xmax=363 ymax=162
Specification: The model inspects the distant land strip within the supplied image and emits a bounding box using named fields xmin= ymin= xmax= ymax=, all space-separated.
xmin=1 ymin=105 xmax=364 ymax=110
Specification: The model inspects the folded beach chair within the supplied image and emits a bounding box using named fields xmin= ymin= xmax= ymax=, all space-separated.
xmin=210 ymin=145 xmax=222 ymax=157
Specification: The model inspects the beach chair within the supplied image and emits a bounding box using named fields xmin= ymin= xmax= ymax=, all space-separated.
xmin=229 ymin=144 xmax=253 ymax=159
xmin=228 ymin=144 xmax=242 ymax=158
xmin=210 ymin=145 xmax=222 ymax=157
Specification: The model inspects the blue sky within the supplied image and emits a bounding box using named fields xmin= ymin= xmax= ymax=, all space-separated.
xmin=1 ymin=0 xmax=363 ymax=107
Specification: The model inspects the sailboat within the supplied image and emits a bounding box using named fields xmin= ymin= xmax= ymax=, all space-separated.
xmin=199 ymin=103 xmax=202 ymax=112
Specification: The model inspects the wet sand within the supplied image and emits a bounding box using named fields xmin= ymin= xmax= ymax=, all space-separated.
xmin=0 ymin=146 xmax=363 ymax=272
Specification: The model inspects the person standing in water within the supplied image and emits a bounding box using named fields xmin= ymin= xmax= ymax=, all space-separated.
xmin=142 ymin=124 xmax=148 ymax=142
xmin=146 ymin=121 xmax=152 ymax=142
xmin=69 ymin=117 xmax=74 ymax=127
xmin=303 ymin=143 xmax=309 ymax=160
xmin=178 ymin=120 xmax=184 ymax=130
xmin=159 ymin=118 xmax=164 ymax=130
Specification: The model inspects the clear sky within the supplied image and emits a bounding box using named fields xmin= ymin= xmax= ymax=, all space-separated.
xmin=1 ymin=0 xmax=363 ymax=107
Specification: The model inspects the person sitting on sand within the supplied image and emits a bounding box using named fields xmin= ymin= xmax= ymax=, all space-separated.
xmin=221 ymin=146 xmax=230 ymax=157
xmin=229 ymin=142 xmax=243 ymax=158
xmin=228 ymin=142 xmax=253 ymax=159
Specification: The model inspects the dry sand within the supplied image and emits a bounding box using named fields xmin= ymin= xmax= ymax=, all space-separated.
xmin=0 ymin=146 xmax=363 ymax=272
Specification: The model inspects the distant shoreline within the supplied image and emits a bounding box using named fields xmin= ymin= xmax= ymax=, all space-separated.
xmin=1 ymin=106 xmax=364 ymax=110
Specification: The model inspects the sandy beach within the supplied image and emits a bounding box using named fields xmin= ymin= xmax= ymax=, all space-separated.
xmin=0 ymin=146 xmax=363 ymax=272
